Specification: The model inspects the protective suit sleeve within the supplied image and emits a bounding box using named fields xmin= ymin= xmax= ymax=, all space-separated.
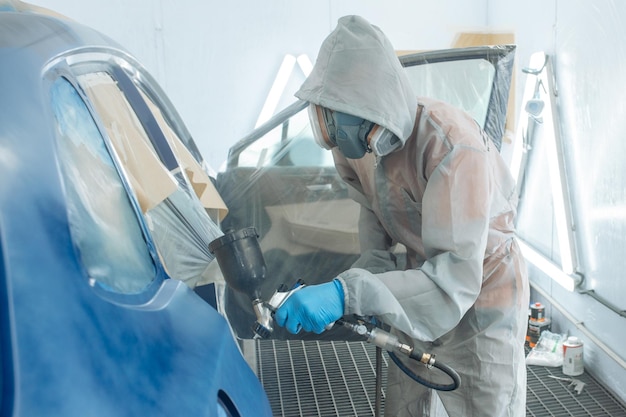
xmin=338 ymin=146 xmax=491 ymax=342
xmin=350 ymin=205 xmax=398 ymax=273
xmin=333 ymin=149 xmax=398 ymax=273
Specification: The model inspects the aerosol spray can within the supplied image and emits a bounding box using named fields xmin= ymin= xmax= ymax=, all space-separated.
xmin=563 ymin=336 xmax=584 ymax=376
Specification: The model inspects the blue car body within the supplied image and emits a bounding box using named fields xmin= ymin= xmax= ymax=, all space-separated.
xmin=0 ymin=2 xmax=272 ymax=416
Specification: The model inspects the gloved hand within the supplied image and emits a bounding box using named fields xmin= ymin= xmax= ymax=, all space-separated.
xmin=275 ymin=280 xmax=345 ymax=334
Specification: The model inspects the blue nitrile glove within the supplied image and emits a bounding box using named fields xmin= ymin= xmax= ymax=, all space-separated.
xmin=275 ymin=280 xmax=345 ymax=334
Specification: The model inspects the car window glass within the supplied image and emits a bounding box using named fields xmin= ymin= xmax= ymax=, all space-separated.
xmin=77 ymin=71 xmax=223 ymax=288
xmin=51 ymin=77 xmax=156 ymax=294
xmin=403 ymin=58 xmax=495 ymax=127
xmin=238 ymin=109 xmax=334 ymax=168
xmin=235 ymin=58 xmax=496 ymax=170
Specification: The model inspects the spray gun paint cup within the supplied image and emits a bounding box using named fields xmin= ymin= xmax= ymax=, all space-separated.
xmin=209 ymin=227 xmax=274 ymax=338
xmin=209 ymin=227 xmax=267 ymax=303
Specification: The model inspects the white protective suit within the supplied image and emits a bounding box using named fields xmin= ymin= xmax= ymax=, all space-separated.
xmin=295 ymin=16 xmax=529 ymax=417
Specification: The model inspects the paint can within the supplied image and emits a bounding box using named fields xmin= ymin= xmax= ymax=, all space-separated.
xmin=563 ymin=336 xmax=584 ymax=376
xmin=530 ymin=302 xmax=545 ymax=321
xmin=526 ymin=318 xmax=551 ymax=348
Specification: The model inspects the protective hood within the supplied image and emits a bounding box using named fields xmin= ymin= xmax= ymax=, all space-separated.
xmin=296 ymin=15 xmax=417 ymax=144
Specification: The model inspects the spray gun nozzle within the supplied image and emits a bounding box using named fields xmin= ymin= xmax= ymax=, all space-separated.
xmin=253 ymin=322 xmax=272 ymax=339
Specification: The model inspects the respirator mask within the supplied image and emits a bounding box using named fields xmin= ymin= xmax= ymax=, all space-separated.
xmin=308 ymin=103 xmax=402 ymax=159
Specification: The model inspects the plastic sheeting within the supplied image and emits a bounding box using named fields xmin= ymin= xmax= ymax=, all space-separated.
xmin=79 ymin=72 xmax=225 ymax=288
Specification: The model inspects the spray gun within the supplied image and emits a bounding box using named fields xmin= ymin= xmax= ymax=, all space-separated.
xmin=208 ymin=228 xmax=319 ymax=338
xmin=209 ymin=227 xmax=461 ymax=391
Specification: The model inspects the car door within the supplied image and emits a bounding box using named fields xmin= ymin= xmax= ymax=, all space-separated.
xmin=215 ymin=45 xmax=515 ymax=339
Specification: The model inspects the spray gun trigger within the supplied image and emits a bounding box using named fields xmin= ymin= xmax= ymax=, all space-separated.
xmin=256 ymin=280 xmax=337 ymax=336
xmin=267 ymin=283 xmax=305 ymax=311
xmin=251 ymin=283 xmax=308 ymax=339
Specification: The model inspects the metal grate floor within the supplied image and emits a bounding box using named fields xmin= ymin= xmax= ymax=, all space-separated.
xmin=256 ymin=340 xmax=626 ymax=417
xmin=256 ymin=340 xmax=386 ymax=417
xmin=526 ymin=361 xmax=626 ymax=416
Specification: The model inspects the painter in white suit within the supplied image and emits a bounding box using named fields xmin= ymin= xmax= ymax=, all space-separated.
xmin=275 ymin=15 xmax=529 ymax=417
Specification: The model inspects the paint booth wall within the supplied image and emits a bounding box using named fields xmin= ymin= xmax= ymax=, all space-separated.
xmin=30 ymin=0 xmax=626 ymax=403
xmin=492 ymin=0 xmax=626 ymax=403
xmin=30 ymin=0 xmax=490 ymax=172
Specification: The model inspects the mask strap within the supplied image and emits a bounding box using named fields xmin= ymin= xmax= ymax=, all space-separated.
xmin=366 ymin=124 xmax=381 ymax=148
